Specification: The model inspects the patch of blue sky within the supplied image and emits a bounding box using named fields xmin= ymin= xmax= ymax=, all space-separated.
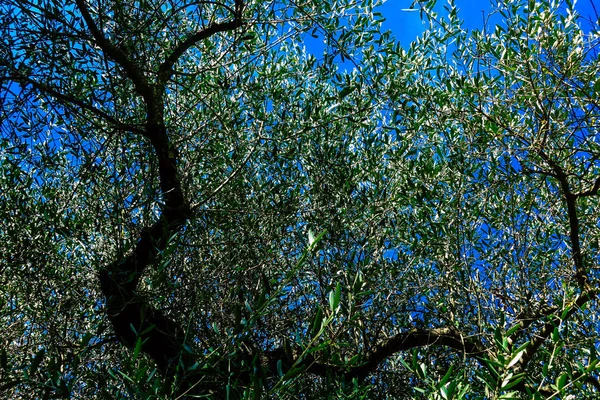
xmin=380 ymin=0 xmax=597 ymax=44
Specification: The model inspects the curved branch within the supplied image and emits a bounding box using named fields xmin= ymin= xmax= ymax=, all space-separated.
xmin=74 ymin=0 xmax=152 ymax=100
xmin=576 ymin=176 xmax=600 ymax=197
xmin=158 ymin=0 xmax=245 ymax=85
xmin=345 ymin=327 xmax=486 ymax=380
xmin=88 ymin=2 xmax=245 ymax=395
xmin=264 ymin=326 xmax=486 ymax=383
xmin=1 ymin=67 xmax=143 ymax=134
xmin=517 ymin=290 xmax=597 ymax=373
xmin=97 ymin=217 xmax=191 ymax=377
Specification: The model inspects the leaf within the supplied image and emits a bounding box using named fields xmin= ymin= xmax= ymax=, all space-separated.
xmin=481 ymin=357 xmax=501 ymax=378
xmin=440 ymin=384 xmax=450 ymax=400
xmin=329 ymin=282 xmax=342 ymax=312
xmin=438 ymin=364 xmax=454 ymax=387
xmin=30 ymin=349 xmax=45 ymax=376
xmin=494 ymin=327 xmax=503 ymax=348
xmin=80 ymin=332 xmax=93 ymax=347
xmin=338 ymin=85 xmax=354 ymax=99
xmin=506 ymin=347 xmax=527 ymax=369
xmin=505 ymin=324 xmax=520 ymax=337
xmin=139 ymin=323 xmax=156 ymax=336
xmin=240 ymin=32 xmax=256 ymax=41
xmin=133 ymin=337 xmax=142 ymax=361
xmin=117 ymin=370 xmax=134 ymax=384
xmin=556 ymin=372 xmax=568 ymax=391
xmin=594 ymin=79 xmax=600 ymax=94
xmin=310 ymin=307 xmax=324 ymax=338
xmin=417 ymin=363 xmax=427 ymax=379
xmin=347 ymin=354 xmax=360 ymax=365
xmin=502 ymin=373 xmax=526 ymax=391
xmin=282 ymin=365 xmax=306 ymax=381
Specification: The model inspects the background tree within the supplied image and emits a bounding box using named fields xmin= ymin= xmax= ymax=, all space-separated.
xmin=1 ymin=0 xmax=600 ymax=398
xmin=380 ymin=0 xmax=600 ymax=397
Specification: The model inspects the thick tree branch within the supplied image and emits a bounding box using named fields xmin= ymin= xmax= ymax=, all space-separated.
xmin=517 ymin=290 xmax=597 ymax=373
xmin=538 ymin=150 xmax=588 ymax=289
xmin=346 ymin=327 xmax=485 ymax=380
xmin=158 ymin=0 xmax=245 ymax=85
xmin=262 ymin=326 xmax=486 ymax=384
xmin=91 ymin=3 xmax=244 ymax=396
xmin=96 ymin=107 xmax=192 ymax=393
xmin=465 ymin=104 xmax=597 ymax=394
xmin=471 ymin=102 xmax=590 ymax=289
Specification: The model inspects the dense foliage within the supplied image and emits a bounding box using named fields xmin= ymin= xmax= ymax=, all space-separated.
xmin=1 ymin=0 xmax=600 ymax=398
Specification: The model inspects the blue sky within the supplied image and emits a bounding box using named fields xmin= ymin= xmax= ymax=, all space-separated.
xmin=379 ymin=0 xmax=598 ymax=44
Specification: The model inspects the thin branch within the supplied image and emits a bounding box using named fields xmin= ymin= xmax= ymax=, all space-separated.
xmin=513 ymin=304 xmax=559 ymax=340
xmin=520 ymin=164 xmax=559 ymax=179
xmin=190 ymin=134 xmax=261 ymax=212
xmin=3 ymin=69 xmax=143 ymax=134
xmin=347 ymin=327 xmax=485 ymax=379
xmin=576 ymin=176 xmax=600 ymax=197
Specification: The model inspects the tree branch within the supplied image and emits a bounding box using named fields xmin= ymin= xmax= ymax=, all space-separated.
xmin=517 ymin=290 xmax=597 ymax=373
xmin=576 ymin=176 xmax=600 ymax=197
xmin=537 ymin=150 xmax=588 ymax=289
xmin=346 ymin=327 xmax=485 ymax=380
xmin=97 ymin=217 xmax=191 ymax=377
xmin=263 ymin=326 xmax=486 ymax=383
xmin=74 ymin=0 xmax=152 ymax=100
xmin=1 ymin=67 xmax=143 ymax=134
xmin=158 ymin=0 xmax=245 ymax=86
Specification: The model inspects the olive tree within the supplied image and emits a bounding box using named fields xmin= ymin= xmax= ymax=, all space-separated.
xmin=2 ymin=0 xmax=600 ymax=398
xmin=0 ymin=0 xmax=406 ymax=397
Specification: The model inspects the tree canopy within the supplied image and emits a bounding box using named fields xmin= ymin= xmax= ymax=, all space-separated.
xmin=1 ymin=0 xmax=600 ymax=398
